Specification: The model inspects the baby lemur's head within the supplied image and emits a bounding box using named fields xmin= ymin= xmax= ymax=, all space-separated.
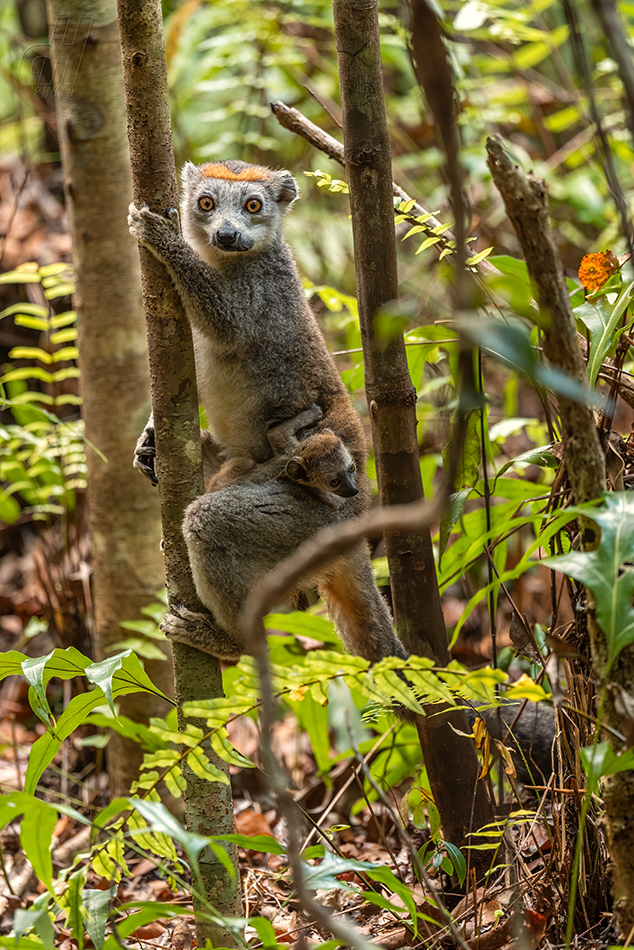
xmin=284 ymin=430 xmax=359 ymax=498
xmin=181 ymin=160 xmax=298 ymax=264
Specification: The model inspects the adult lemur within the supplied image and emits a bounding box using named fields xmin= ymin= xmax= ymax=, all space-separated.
xmin=129 ymin=159 xmax=407 ymax=663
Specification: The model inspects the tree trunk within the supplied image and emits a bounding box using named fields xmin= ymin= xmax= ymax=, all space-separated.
xmin=116 ymin=0 xmax=242 ymax=941
xmin=46 ymin=0 xmax=172 ymax=798
xmin=332 ymin=0 xmax=493 ymax=865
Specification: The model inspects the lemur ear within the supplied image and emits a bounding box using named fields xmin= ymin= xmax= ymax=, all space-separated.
xmin=274 ymin=170 xmax=298 ymax=207
xmin=285 ymin=457 xmax=306 ymax=481
xmin=181 ymin=162 xmax=199 ymax=187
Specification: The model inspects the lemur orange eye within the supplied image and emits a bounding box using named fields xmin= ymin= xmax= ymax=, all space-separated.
xmin=199 ymin=195 xmax=214 ymax=212
xmin=349 ymin=463 xmax=356 ymax=473
xmin=246 ymin=198 xmax=262 ymax=214
xmin=330 ymin=478 xmax=340 ymax=488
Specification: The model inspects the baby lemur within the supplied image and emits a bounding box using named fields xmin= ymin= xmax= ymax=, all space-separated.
xmin=207 ymin=403 xmax=359 ymax=506
xmin=129 ymin=159 xmax=407 ymax=663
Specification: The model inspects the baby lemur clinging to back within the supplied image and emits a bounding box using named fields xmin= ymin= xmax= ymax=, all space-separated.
xmin=129 ymin=159 xmax=408 ymax=663
xmin=207 ymin=403 xmax=359 ymax=506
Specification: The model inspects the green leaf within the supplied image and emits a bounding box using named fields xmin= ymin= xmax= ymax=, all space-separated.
xmin=20 ymin=800 xmax=56 ymax=893
xmin=83 ymin=884 xmax=117 ymax=950
xmin=265 ymin=611 xmax=339 ymax=644
xmin=496 ymin=444 xmax=557 ymax=477
xmin=460 ymin=317 xmax=598 ymax=406
xmin=545 ymin=493 xmax=634 ymax=671
xmin=13 ymin=906 xmax=55 ymax=949
xmin=24 ymin=733 xmax=61 ymax=795
xmin=109 ymin=902 xmax=192 ymax=940
xmin=439 ymin=488 xmax=472 ymax=563
xmin=65 ymin=868 xmax=87 ymax=950
xmin=581 ymin=741 xmax=634 ymax=794
xmin=0 ymin=302 xmax=48 ymax=319
xmin=211 ymin=833 xmax=286 ymax=855
xmin=86 ymin=650 xmax=167 ymax=716
xmin=574 ymin=281 xmax=634 ymax=386
xmin=186 ymin=746 xmax=230 ymax=784
xmin=9 ymin=347 xmax=53 ymax=364
xmin=21 ymin=653 xmax=55 ymax=727
xmin=444 ymin=841 xmax=467 ymax=885
xmin=0 ymin=267 xmax=41 ymax=284
xmin=0 ymin=650 xmax=27 ymax=681
xmin=249 ymin=916 xmax=283 ymax=949
xmin=126 ymin=799 xmax=210 ymax=881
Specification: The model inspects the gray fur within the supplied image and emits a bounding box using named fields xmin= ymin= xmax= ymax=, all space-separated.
xmin=128 ymin=160 xmax=407 ymax=666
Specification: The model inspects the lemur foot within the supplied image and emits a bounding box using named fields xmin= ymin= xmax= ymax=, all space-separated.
xmin=133 ymin=423 xmax=158 ymax=486
xmin=161 ymin=603 xmax=244 ymax=661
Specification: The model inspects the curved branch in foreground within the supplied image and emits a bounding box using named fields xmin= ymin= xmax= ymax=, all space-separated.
xmin=240 ymin=495 xmax=438 ymax=947
xmin=241 ymin=496 xmax=441 ymax=648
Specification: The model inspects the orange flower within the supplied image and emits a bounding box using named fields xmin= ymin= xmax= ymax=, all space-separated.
xmin=578 ymin=249 xmax=621 ymax=295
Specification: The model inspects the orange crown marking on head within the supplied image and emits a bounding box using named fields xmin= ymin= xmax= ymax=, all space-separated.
xmin=200 ymin=163 xmax=270 ymax=182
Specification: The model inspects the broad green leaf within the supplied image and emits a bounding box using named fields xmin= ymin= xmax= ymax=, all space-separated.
xmin=373 ymin=668 xmax=424 ymax=713
xmin=50 ymin=327 xmax=78 ymax=344
xmin=91 ymin=836 xmax=127 ymax=881
xmin=13 ymin=907 xmax=55 ymax=949
xmin=574 ymin=281 xmax=634 ymax=385
xmin=0 ymin=267 xmax=41 ymax=284
xmin=86 ymin=650 xmax=167 ymax=716
xmin=496 ymin=444 xmax=557 ymax=477
xmin=182 ymin=695 xmax=255 ymax=723
xmin=545 ymin=493 xmax=634 ymax=671
xmin=460 ymin=318 xmax=597 ymax=406
xmin=581 ymin=741 xmax=634 ymax=794
xmin=210 ymin=728 xmax=255 ymax=769
xmin=288 ymin=692 xmax=330 ymax=773
xmin=25 ymin=689 xmax=113 ymax=792
xmin=20 ymin=800 xmax=56 ymax=892
xmin=13 ymin=315 xmax=49 ymax=331
xmin=83 ymin=884 xmax=117 ymax=950
xmin=24 ymin=733 xmax=62 ymax=794
xmin=249 ymin=916 xmax=282 ymax=949
xmin=0 ymin=650 xmax=27 ymax=680
xmin=65 ymin=868 xmax=87 ymax=950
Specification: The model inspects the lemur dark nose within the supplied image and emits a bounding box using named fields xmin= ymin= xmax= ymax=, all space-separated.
xmin=216 ymin=225 xmax=239 ymax=246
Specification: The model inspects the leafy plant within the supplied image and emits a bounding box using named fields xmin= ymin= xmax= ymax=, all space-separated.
xmin=0 ymin=263 xmax=91 ymax=522
xmin=545 ymin=492 xmax=634 ymax=674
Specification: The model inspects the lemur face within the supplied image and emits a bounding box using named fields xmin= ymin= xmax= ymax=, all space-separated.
xmin=181 ymin=160 xmax=298 ymax=264
xmin=285 ymin=433 xmax=360 ymax=498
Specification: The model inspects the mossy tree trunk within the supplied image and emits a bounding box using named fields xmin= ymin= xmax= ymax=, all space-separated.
xmin=46 ymin=0 xmax=171 ymax=798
